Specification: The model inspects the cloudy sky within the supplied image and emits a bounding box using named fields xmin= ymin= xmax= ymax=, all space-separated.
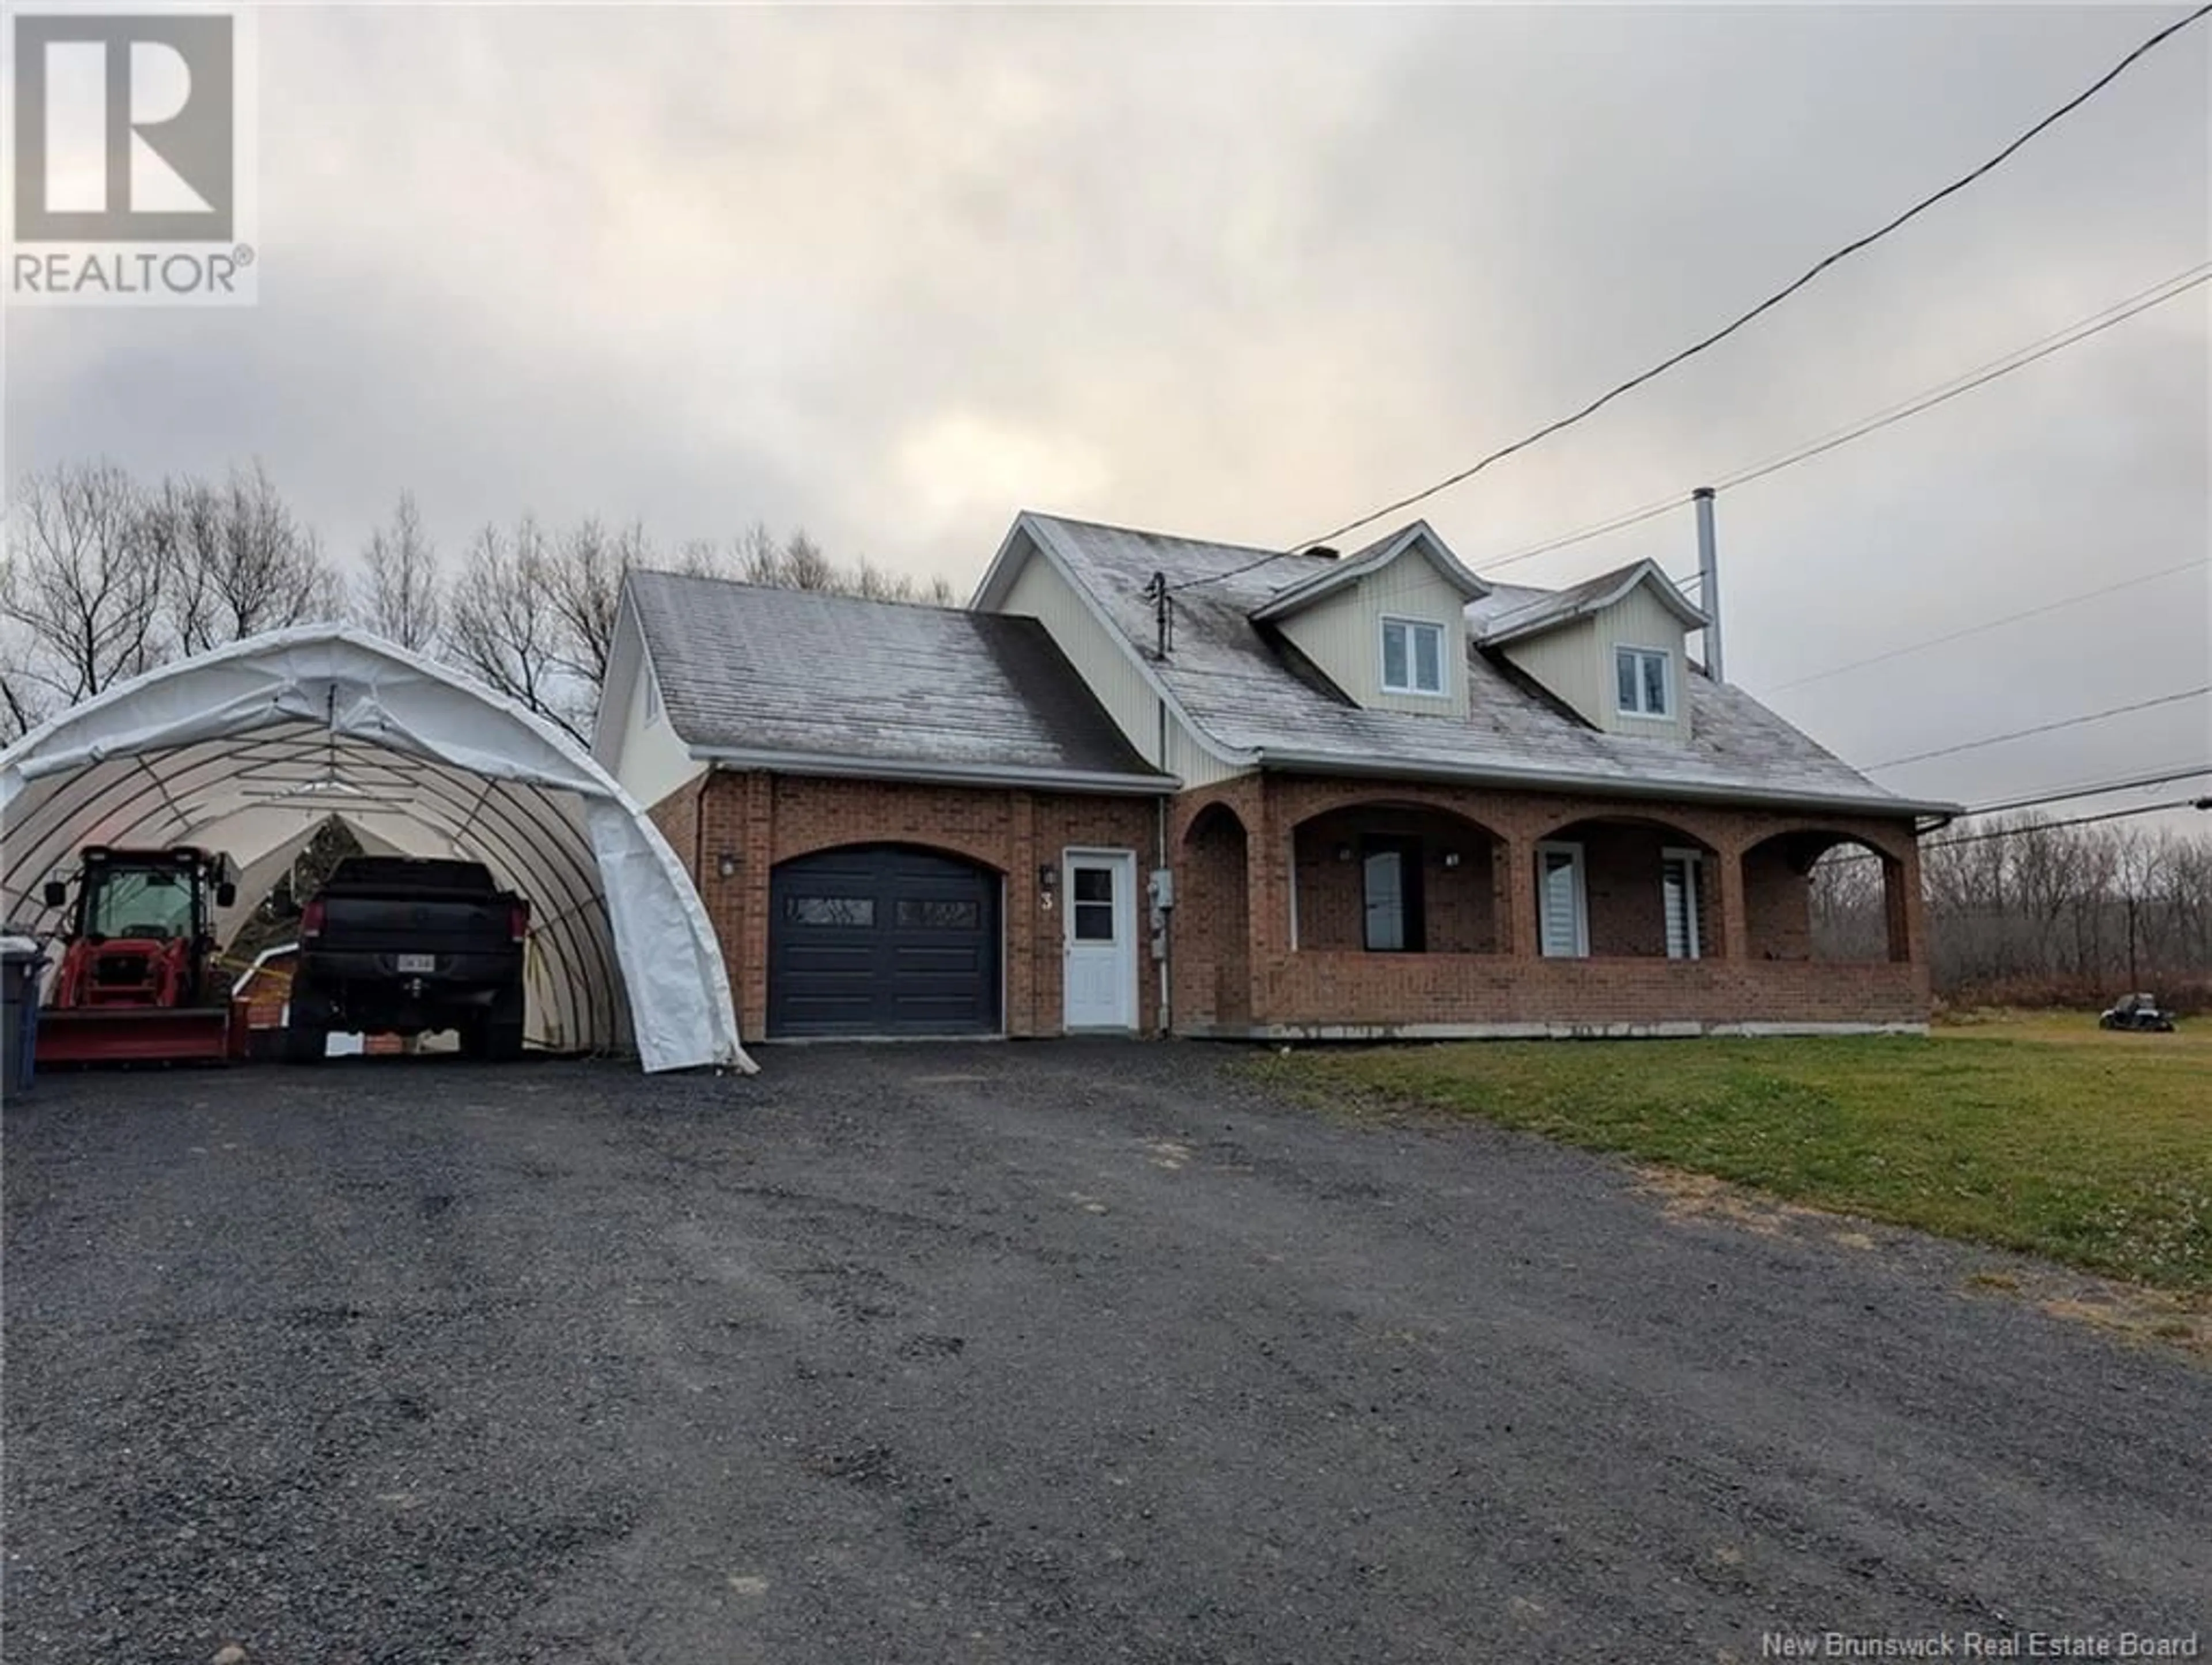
xmin=7 ymin=3 xmax=2208 ymax=816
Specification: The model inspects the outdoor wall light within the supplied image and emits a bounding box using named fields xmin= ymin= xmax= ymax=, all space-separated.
xmin=1038 ymin=864 xmax=1058 ymax=891
xmin=1333 ymin=843 xmax=1353 ymax=862
xmin=716 ymin=851 xmax=738 ymax=879
xmin=1442 ymin=850 xmax=1463 ymax=868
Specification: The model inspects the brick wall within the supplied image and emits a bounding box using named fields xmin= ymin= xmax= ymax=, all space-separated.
xmin=1289 ymin=806 xmax=1498 ymax=954
xmin=1168 ymin=773 xmax=1929 ymax=1034
xmin=655 ymin=769 xmax=1160 ymax=1042
xmin=647 ymin=765 xmax=1931 ymax=1043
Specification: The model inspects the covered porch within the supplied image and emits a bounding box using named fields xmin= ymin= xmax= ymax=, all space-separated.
xmin=1169 ymin=777 xmax=1929 ymax=1038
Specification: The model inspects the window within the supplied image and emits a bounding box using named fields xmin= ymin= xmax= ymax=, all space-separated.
xmin=783 ymin=896 xmax=874 ymax=927
xmin=1073 ymin=866 xmax=1117 ymax=942
xmin=643 ymin=673 xmax=660 ymax=725
xmin=1536 ymin=843 xmax=1588 ymax=958
xmin=1381 ymin=618 xmax=1448 ymax=696
xmin=1360 ymin=837 xmax=1426 ymax=952
xmin=897 ymin=898 xmax=981 ymax=930
xmin=1615 ymin=647 xmax=1672 ymax=718
xmin=1661 ymin=849 xmax=1702 ymax=961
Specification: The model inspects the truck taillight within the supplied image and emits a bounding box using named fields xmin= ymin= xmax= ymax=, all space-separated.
xmin=509 ymin=902 xmax=529 ymax=943
xmin=301 ymin=899 xmax=325 ymax=939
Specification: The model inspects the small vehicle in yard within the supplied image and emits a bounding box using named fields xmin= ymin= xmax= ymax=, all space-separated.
xmin=35 ymin=845 xmax=239 ymax=1065
xmin=289 ymin=856 xmax=529 ymax=1063
xmin=2098 ymin=992 xmax=2177 ymax=1033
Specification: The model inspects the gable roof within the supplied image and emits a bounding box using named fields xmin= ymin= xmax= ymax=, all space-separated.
xmin=1245 ymin=520 xmax=1489 ymax=624
xmin=1472 ymin=557 xmax=1706 ymax=646
xmin=624 ymin=571 xmax=1169 ymax=792
xmin=1005 ymin=511 xmax=1953 ymax=820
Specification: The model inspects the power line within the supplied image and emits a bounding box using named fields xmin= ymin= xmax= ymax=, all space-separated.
xmin=1766 ymin=557 xmax=2209 ymax=693
xmin=1475 ymin=261 xmax=2212 ymax=578
xmin=1930 ymin=798 xmax=2208 ymax=848
xmin=1866 ymin=686 xmax=2211 ymax=771
xmin=1171 ymin=2 xmax=2212 ymax=593
xmin=1960 ymin=765 xmax=2212 ymax=818
xmin=1714 ymin=264 xmax=2212 ymax=494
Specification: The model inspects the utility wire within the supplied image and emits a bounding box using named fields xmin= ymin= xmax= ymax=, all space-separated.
xmin=1713 ymin=264 xmax=2212 ymax=494
xmin=1866 ymin=686 xmax=2211 ymax=771
xmin=1475 ymin=261 xmax=2212 ymax=578
xmin=1830 ymin=795 xmax=2210 ymax=863
xmin=1960 ymin=765 xmax=2212 ymax=818
xmin=1176 ymin=2 xmax=2212 ymax=595
xmin=1766 ymin=557 xmax=2209 ymax=693
xmin=1929 ymin=798 xmax=2209 ymax=846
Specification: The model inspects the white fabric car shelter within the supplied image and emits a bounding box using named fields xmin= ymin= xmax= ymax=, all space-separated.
xmin=0 ymin=626 xmax=749 ymax=1074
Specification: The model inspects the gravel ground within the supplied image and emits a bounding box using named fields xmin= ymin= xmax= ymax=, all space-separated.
xmin=5 ymin=1042 xmax=2206 ymax=1664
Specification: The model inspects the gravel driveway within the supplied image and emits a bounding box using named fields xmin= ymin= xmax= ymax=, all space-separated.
xmin=5 ymin=1043 xmax=2206 ymax=1663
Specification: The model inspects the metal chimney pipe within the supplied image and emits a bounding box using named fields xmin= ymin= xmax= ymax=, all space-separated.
xmin=1692 ymin=487 xmax=1722 ymax=685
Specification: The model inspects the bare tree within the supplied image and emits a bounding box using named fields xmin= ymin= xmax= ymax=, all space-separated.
xmin=1 ymin=461 xmax=168 ymax=708
xmin=544 ymin=517 xmax=654 ymax=695
xmin=446 ymin=515 xmax=587 ymax=743
xmin=155 ymin=462 xmax=340 ymax=651
xmin=354 ymin=491 xmax=442 ymax=652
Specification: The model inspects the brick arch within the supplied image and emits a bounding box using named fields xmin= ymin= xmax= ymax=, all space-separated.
xmin=1732 ymin=819 xmax=1915 ymax=868
xmin=1288 ymin=794 xmax=1506 ymax=845
xmin=1168 ymin=783 xmax=1263 ymax=848
xmin=1739 ymin=825 xmax=1912 ymax=964
xmin=771 ymin=833 xmax=1009 ymax=876
xmin=1523 ymin=806 xmax=1728 ymax=855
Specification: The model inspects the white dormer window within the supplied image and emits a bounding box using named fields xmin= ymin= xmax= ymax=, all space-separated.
xmin=644 ymin=672 xmax=661 ymax=725
xmin=1615 ymin=646 xmax=1672 ymax=719
xmin=1381 ymin=617 xmax=1448 ymax=697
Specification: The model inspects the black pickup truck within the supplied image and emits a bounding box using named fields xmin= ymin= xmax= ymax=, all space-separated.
xmin=287 ymin=856 xmax=529 ymax=1063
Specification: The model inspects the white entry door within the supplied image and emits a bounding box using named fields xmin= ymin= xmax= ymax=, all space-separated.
xmin=1063 ymin=849 xmax=1137 ymax=1030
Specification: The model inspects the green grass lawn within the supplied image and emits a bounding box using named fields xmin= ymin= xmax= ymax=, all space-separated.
xmin=1252 ymin=1012 xmax=2212 ymax=1294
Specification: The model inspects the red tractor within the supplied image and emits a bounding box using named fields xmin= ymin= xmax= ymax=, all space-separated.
xmin=37 ymin=845 xmax=238 ymax=1064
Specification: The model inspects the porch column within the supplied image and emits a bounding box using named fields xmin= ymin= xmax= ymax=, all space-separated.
xmin=1501 ymin=835 xmax=1539 ymax=958
xmin=1717 ymin=842 xmax=1749 ymax=962
xmin=1009 ymin=790 xmax=1037 ymax=1036
xmin=1245 ymin=783 xmax=1290 ymax=1025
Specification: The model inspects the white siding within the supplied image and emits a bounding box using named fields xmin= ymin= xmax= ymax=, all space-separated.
xmin=1501 ymin=586 xmax=1691 ymax=741
xmin=1502 ymin=616 xmax=1602 ymax=725
xmin=999 ymin=537 xmax=1234 ymax=785
xmin=608 ymin=648 xmax=703 ymax=811
xmin=1592 ymin=587 xmax=1691 ymax=742
xmin=1274 ymin=552 xmax=1471 ymax=718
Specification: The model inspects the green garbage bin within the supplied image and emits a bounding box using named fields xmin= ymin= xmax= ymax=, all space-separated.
xmin=2 ymin=936 xmax=46 ymax=1095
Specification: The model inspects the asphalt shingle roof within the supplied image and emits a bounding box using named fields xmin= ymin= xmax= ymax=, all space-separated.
xmin=626 ymin=571 xmax=1164 ymax=784
xmin=1019 ymin=512 xmax=1946 ymax=817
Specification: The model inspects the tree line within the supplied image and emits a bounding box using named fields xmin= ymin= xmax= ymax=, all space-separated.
xmin=1815 ymin=814 xmax=2212 ymax=1010
xmin=2 ymin=459 xmax=955 ymax=746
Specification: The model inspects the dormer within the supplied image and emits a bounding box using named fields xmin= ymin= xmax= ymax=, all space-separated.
xmin=1472 ymin=559 xmax=1707 ymax=741
xmin=1247 ymin=522 xmax=1490 ymax=718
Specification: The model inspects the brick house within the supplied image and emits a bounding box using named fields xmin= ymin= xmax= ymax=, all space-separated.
xmin=593 ymin=513 xmax=1955 ymax=1043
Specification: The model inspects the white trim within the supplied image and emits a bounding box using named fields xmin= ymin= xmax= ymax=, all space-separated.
xmin=969 ymin=515 xmax=1255 ymax=771
xmin=1661 ymin=846 xmax=1702 ymax=961
xmin=1248 ymin=520 xmax=1490 ymax=621
xmin=1536 ymin=839 xmax=1589 ymax=959
xmin=1248 ymin=747 xmax=1959 ymax=820
xmin=1475 ymin=558 xmax=1707 ymax=646
xmin=1614 ymin=644 xmax=1675 ymax=720
xmin=1378 ymin=615 xmax=1450 ymax=699
xmin=698 ymin=750 xmax=1176 ymax=796
xmin=1062 ymin=846 xmax=1138 ymax=1031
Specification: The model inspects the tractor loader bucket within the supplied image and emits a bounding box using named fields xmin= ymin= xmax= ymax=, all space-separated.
xmin=35 ymin=1004 xmax=232 ymax=1065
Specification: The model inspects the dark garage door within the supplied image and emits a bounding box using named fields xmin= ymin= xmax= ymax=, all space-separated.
xmin=768 ymin=845 xmax=1002 ymax=1038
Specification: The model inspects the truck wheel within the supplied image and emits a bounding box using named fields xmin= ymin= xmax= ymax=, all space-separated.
xmin=479 ymin=984 xmax=525 ymax=1063
xmin=282 ymin=1019 xmax=327 ymax=1064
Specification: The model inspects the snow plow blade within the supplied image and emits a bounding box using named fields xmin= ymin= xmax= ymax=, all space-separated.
xmin=35 ymin=1006 xmax=232 ymax=1065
